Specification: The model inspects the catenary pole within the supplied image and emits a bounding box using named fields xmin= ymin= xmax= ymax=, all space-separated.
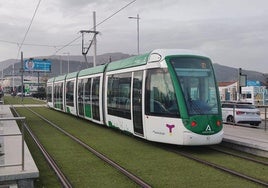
xmin=93 ymin=11 xmax=97 ymax=67
xmin=21 ymin=52 xmax=24 ymax=101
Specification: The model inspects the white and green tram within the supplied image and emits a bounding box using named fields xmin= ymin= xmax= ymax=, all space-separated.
xmin=47 ymin=49 xmax=223 ymax=145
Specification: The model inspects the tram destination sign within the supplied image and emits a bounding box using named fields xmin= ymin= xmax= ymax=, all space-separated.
xmin=24 ymin=59 xmax=51 ymax=72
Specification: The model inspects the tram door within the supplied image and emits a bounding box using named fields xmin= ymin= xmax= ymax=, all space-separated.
xmin=132 ymin=71 xmax=144 ymax=135
xmin=77 ymin=79 xmax=84 ymax=116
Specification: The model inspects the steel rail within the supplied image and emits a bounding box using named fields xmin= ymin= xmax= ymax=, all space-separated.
xmin=164 ymin=146 xmax=268 ymax=187
xmin=26 ymin=107 xmax=152 ymax=188
xmin=209 ymin=146 xmax=268 ymax=166
xmin=11 ymin=106 xmax=73 ymax=188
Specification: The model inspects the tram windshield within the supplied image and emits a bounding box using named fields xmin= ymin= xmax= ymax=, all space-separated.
xmin=169 ymin=56 xmax=219 ymax=115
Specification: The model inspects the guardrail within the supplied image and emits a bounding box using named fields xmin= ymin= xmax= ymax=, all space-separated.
xmin=0 ymin=117 xmax=26 ymax=171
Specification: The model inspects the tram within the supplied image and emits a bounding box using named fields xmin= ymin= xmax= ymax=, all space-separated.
xmin=47 ymin=49 xmax=223 ymax=145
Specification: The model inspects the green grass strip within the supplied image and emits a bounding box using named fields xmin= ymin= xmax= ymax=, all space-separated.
xmin=17 ymin=107 xmax=264 ymax=188
xmin=16 ymin=107 xmax=137 ymax=188
xmin=181 ymin=146 xmax=268 ymax=182
xmin=23 ymin=127 xmax=62 ymax=188
xmin=4 ymin=96 xmax=46 ymax=105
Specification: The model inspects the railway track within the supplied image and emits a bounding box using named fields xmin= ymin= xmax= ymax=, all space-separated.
xmin=11 ymin=104 xmax=267 ymax=187
xmin=11 ymin=106 xmax=73 ymax=188
xmin=209 ymin=146 xmax=268 ymax=166
xmin=163 ymin=145 xmax=268 ymax=187
xmin=17 ymin=106 xmax=152 ymax=188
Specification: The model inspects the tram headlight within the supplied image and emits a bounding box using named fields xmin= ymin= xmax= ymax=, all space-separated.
xmin=216 ymin=120 xmax=221 ymax=126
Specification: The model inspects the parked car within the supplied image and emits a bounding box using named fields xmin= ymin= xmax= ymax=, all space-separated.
xmin=221 ymin=101 xmax=261 ymax=126
xmin=16 ymin=92 xmax=32 ymax=97
xmin=16 ymin=92 xmax=24 ymax=97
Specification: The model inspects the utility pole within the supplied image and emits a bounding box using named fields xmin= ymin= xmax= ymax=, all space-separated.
xmin=1 ymin=69 xmax=3 ymax=87
xmin=63 ymin=52 xmax=70 ymax=73
xmin=12 ymin=63 xmax=15 ymax=93
xmin=67 ymin=53 xmax=70 ymax=73
xmin=80 ymin=11 xmax=99 ymax=67
xmin=20 ymin=52 xmax=24 ymax=101
xmin=93 ymin=11 xmax=97 ymax=67
xmin=60 ymin=55 xmax=62 ymax=75
xmin=237 ymin=68 xmax=241 ymax=101
xmin=128 ymin=14 xmax=140 ymax=55
xmin=237 ymin=68 xmax=247 ymax=101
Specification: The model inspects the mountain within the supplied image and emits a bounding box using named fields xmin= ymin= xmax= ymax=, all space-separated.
xmin=1 ymin=53 xmax=267 ymax=85
xmin=0 ymin=59 xmax=19 ymax=70
xmin=213 ymin=63 xmax=268 ymax=84
xmin=0 ymin=52 xmax=132 ymax=78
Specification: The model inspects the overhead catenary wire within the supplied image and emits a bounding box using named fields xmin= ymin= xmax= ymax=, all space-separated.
xmin=1 ymin=0 xmax=136 ymax=59
xmin=0 ymin=39 xmax=19 ymax=46
xmin=54 ymin=35 xmax=82 ymax=55
xmin=95 ymin=0 xmax=136 ymax=28
xmin=0 ymin=39 xmax=80 ymax=48
xmin=16 ymin=0 xmax=42 ymax=59
xmin=54 ymin=0 xmax=137 ymax=55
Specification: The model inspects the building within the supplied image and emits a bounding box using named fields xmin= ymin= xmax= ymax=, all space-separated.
xmin=218 ymin=81 xmax=268 ymax=105
xmin=1 ymin=76 xmax=45 ymax=94
xmin=218 ymin=81 xmax=237 ymax=101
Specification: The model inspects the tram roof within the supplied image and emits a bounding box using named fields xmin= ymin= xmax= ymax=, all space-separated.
xmin=66 ymin=71 xmax=78 ymax=79
xmin=104 ymin=49 xmax=209 ymax=72
xmin=47 ymin=49 xmax=210 ymax=83
xmin=54 ymin=74 xmax=67 ymax=82
xmin=149 ymin=49 xmax=209 ymax=58
xmin=78 ymin=64 xmax=106 ymax=77
xmin=47 ymin=77 xmax=55 ymax=83
xmin=106 ymin=53 xmax=149 ymax=72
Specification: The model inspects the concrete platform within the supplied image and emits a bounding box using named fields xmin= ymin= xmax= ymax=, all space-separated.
xmin=222 ymin=124 xmax=268 ymax=158
xmin=0 ymin=105 xmax=39 ymax=188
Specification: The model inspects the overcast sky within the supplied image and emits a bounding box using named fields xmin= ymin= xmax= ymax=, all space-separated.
xmin=1 ymin=0 xmax=268 ymax=72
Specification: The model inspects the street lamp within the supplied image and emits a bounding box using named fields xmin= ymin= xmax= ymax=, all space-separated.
xmin=59 ymin=55 xmax=62 ymax=75
xmin=63 ymin=52 xmax=70 ymax=73
xmin=128 ymin=14 xmax=140 ymax=55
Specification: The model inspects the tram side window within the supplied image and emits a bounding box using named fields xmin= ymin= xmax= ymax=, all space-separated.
xmin=107 ymin=73 xmax=131 ymax=119
xmin=77 ymin=79 xmax=84 ymax=116
xmin=53 ymin=85 xmax=56 ymax=102
xmin=145 ymin=68 xmax=180 ymax=117
xmin=85 ymin=78 xmax=91 ymax=104
xmin=54 ymin=83 xmax=62 ymax=100
xmin=66 ymin=81 xmax=74 ymax=107
xmin=59 ymin=83 xmax=63 ymax=100
xmin=78 ymin=79 xmax=83 ymax=101
xmin=47 ymin=85 xmax=52 ymax=102
xmin=54 ymin=83 xmax=63 ymax=109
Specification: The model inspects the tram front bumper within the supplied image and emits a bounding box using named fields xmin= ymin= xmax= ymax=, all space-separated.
xmin=183 ymin=130 xmax=224 ymax=145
